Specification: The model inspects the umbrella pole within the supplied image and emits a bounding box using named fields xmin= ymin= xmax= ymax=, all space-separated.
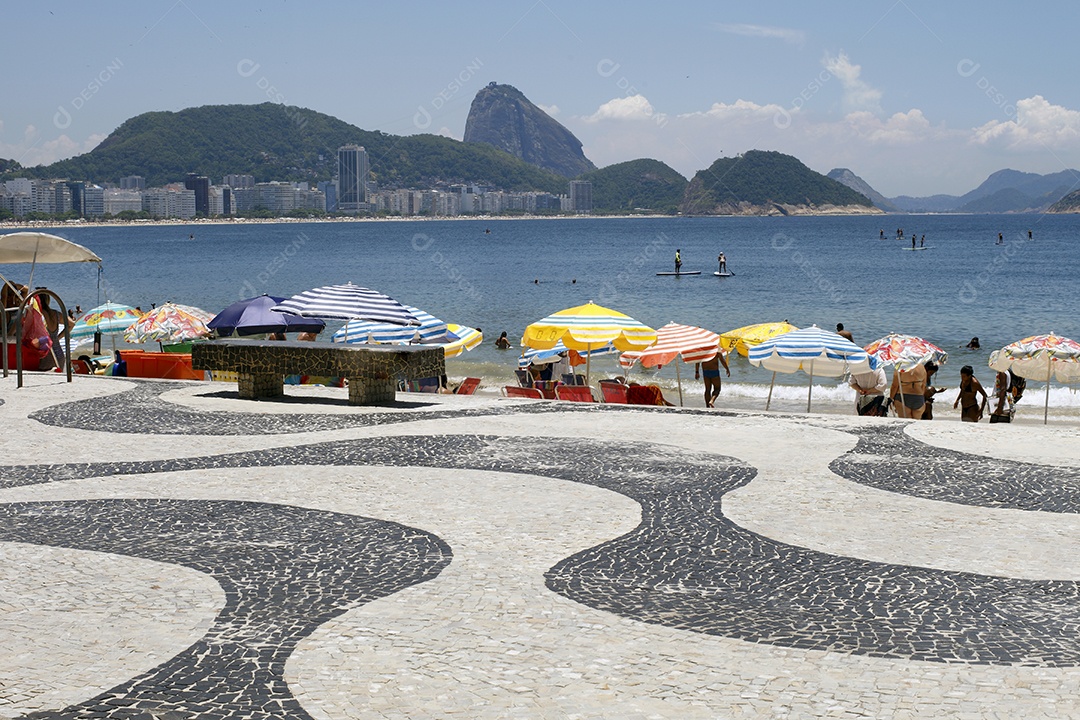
xmin=1045 ymin=354 xmax=1051 ymax=425
xmin=676 ymin=361 xmax=684 ymax=407
xmin=807 ymin=360 xmax=814 ymax=413
xmin=586 ymin=343 xmax=592 ymax=386
xmin=765 ymin=371 xmax=776 ymax=410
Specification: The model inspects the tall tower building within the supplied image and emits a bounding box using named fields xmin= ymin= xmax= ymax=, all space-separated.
xmin=185 ymin=173 xmax=210 ymax=216
xmin=569 ymin=180 xmax=593 ymax=214
xmin=337 ymin=144 xmax=370 ymax=212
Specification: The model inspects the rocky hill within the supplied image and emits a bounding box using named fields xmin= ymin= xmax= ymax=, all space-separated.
xmin=680 ymin=150 xmax=875 ymax=216
xmin=827 ymin=168 xmax=897 ymax=211
xmin=578 ymin=159 xmax=687 ymax=214
xmin=3 ymin=103 xmax=568 ymax=193
xmin=890 ymin=168 xmax=1080 ymax=213
xmin=1048 ymin=188 xmax=1080 ymax=213
xmin=464 ymin=83 xmax=595 ymax=178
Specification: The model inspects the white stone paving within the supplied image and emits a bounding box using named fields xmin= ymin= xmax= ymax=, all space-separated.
xmin=4 ymin=374 xmax=1080 ymax=717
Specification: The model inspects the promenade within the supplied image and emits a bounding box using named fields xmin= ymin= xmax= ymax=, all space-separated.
xmin=2 ymin=374 xmax=1079 ymax=719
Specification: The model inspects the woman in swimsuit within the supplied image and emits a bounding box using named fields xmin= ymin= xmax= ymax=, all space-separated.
xmin=952 ymin=365 xmax=987 ymax=422
xmin=989 ymin=370 xmax=1013 ymax=423
xmin=889 ymin=362 xmax=927 ymax=419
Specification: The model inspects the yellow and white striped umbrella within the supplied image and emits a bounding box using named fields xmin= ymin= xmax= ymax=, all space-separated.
xmin=522 ymin=301 xmax=656 ymax=352
xmin=719 ymin=321 xmax=798 ymax=357
xmin=442 ymin=324 xmax=483 ymax=358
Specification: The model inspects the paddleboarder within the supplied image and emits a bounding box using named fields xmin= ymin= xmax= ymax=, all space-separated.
xmin=674 ymin=249 xmax=682 ymax=273
xmin=717 ymin=251 xmax=727 ymax=274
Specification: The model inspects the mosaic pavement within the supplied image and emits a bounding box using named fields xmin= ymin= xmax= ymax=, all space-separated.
xmin=4 ymin=375 xmax=1080 ymax=718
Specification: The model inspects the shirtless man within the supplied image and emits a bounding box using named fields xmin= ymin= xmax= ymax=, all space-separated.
xmin=890 ymin=363 xmax=928 ymax=419
xmin=836 ymin=323 xmax=854 ymax=343
xmin=694 ymin=349 xmax=731 ymax=408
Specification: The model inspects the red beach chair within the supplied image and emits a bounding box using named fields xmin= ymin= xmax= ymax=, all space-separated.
xmin=555 ymin=385 xmax=595 ymax=402
xmin=599 ymin=381 xmax=629 ymax=404
xmin=503 ymin=385 xmax=543 ymax=399
xmin=456 ymin=377 xmax=481 ymax=395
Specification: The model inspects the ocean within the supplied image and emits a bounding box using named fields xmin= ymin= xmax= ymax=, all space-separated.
xmin=13 ymin=214 xmax=1080 ymax=415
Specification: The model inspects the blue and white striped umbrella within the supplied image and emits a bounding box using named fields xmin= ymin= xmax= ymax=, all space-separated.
xmin=272 ymin=283 xmax=419 ymax=325
xmin=748 ymin=325 xmax=870 ymax=412
xmin=332 ymin=306 xmax=448 ymax=345
xmin=518 ymin=340 xmax=618 ymax=367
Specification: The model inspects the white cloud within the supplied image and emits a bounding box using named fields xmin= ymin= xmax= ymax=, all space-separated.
xmin=972 ymin=95 xmax=1080 ymax=149
xmin=837 ymin=109 xmax=949 ymax=144
xmin=822 ymin=51 xmax=882 ymax=114
xmin=0 ymin=127 xmax=105 ymax=167
xmin=678 ymin=99 xmax=788 ymax=120
xmin=715 ymin=23 xmax=805 ymax=45
xmin=436 ymin=126 xmax=459 ymax=140
xmin=582 ymin=95 xmax=666 ymax=124
xmin=536 ymin=103 xmax=560 ymax=117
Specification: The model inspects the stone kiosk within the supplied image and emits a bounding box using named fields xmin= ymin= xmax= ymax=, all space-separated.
xmin=193 ymin=338 xmax=446 ymax=405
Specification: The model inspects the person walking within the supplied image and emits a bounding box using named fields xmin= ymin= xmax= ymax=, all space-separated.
xmin=694 ymin=349 xmax=731 ymax=408
xmin=953 ymin=365 xmax=988 ymax=422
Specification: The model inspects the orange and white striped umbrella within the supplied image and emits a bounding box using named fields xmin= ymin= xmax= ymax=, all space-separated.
xmin=619 ymin=322 xmax=720 ymax=368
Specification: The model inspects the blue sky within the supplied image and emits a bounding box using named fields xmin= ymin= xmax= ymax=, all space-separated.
xmin=3 ymin=0 xmax=1078 ymax=196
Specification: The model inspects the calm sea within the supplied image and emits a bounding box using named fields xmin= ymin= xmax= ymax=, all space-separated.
xmin=15 ymin=214 xmax=1080 ymax=412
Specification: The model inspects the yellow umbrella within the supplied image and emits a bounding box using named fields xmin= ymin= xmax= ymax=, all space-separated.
xmin=719 ymin=321 xmax=798 ymax=357
xmin=523 ymin=301 xmax=656 ymax=383
xmin=442 ymin=324 xmax=483 ymax=358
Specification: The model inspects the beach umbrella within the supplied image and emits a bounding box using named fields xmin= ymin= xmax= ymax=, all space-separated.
xmin=331 ymin=305 xmax=447 ymax=345
xmin=69 ymin=302 xmax=142 ymax=345
xmin=272 ymin=282 xmax=419 ymax=325
xmin=619 ymin=322 xmax=721 ymax=406
xmin=441 ymin=324 xmax=483 ymax=358
xmin=522 ymin=301 xmax=656 ymax=384
xmin=748 ymin=325 xmax=870 ymax=412
xmin=124 ymin=302 xmax=214 ymax=346
xmin=988 ymin=333 xmax=1080 ymax=424
xmin=863 ymin=333 xmax=948 ymax=371
xmin=518 ymin=339 xmax=618 ymax=367
xmin=719 ymin=321 xmax=798 ymax=358
xmin=208 ymin=294 xmax=326 ymax=337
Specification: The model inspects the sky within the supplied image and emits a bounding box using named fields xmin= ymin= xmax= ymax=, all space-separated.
xmin=2 ymin=0 xmax=1079 ymax=197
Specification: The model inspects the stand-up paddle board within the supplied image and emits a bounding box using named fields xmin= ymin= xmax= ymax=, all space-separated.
xmin=903 ymin=247 xmax=932 ymax=251
xmin=656 ymin=270 xmax=702 ymax=276
xmin=713 ymin=271 xmax=734 ymax=277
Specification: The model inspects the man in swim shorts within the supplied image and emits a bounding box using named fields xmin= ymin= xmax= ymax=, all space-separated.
xmin=694 ymin=348 xmax=731 ymax=408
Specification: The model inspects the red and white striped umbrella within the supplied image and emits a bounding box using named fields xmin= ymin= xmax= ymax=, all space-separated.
xmin=619 ymin=322 xmax=721 ymax=406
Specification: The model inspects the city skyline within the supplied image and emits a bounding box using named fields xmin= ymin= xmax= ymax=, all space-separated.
xmin=1 ymin=1 xmax=1079 ymax=197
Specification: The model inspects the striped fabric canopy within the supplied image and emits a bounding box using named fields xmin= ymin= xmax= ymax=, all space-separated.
xmin=863 ymin=333 xmax=948 ymax=371
xmin=331 ymin=305 xmax=447 ymax=344
xmin=518 ymin=339 xmax=618 ymax=367
xmin=989 ymin=333 xmax=1080 ymax=382
xmin=619 ymin=322 xmax=720 ymax=368
xmin=719 ymin=321 xmax=798 ymax=357
xmin=272 ymin=283 xmax=419 ymax=325
xmin=69 ymin=302 xmax=142 ymax=343
xmin=522 ymin=301 xmax=656 ymax=352
xmin=748 ymin=325 xmax=870 ymax=377
xmin=441 ymin=324 xmax=483 ymax=358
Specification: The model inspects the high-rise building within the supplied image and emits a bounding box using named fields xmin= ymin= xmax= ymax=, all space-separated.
xmin=119 ymin=175 xmax=145 ymax=191
xmin=223 ymin=174 xmax=255 ymax=189
xmin=104 ymin=189 xmax=144 ymax=215
xmin=83 ymin=185 xmax=105 ymax=217
xmin=317 ymin=181 xmax=337 ymax=212
xmin=337 ymin=144 xmax=370 ymax=212
xmin=185 ymin=173 xmax=210 ymax=216
xmin=569 ymin=181 xmax=593 ymax=214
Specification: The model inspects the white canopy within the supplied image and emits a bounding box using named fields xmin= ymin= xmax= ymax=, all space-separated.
xmin=0 ymin=232 xmax=102 ymax=264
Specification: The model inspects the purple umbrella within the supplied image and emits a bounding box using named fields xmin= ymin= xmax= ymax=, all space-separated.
xmin=208 ymin=295 xmax=326 ymax=337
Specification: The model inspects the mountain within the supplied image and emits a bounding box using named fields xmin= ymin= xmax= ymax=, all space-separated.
xmin=889 ymin=168 xmax=1080 ymax=213
xmin=578 ymin=159 xmax=687 ymax=214
xmin=0 ymin=158 xmax=21 ymax=174
xmin=826 ymin=168 xmax=897 ymax=211
xmin=463 ymin=82 xmax=595 ymax=178
xmin=680 ymin=150 xmax=874 ymax=215
xmin=1048 ymin=189 xmax=1080 ymax=213
xmin=2 ymin=103 xmax=568 ymax=193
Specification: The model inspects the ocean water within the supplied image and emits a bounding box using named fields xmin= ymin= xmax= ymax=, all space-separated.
xmin=13 ymin=214 xmax=1080 ymax=412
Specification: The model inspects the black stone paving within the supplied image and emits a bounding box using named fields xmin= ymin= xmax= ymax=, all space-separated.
xmin=829 ymin=424 xmax=1080 ymax=513
xmin=2 ymin=498 xmax=451 ymax=720
xmin=5 ymin=434 xmax=1080 ymax=679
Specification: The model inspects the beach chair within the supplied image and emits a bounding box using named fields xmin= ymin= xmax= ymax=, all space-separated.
xmin=556 ymin=385 xmax=595 ymax=402
xmin=515 ymin=369 xmax=532 ymax=387
xmin=628 ymin=383 xmax=674 ymax=406
xmin=599 ymin=380 xmax=629 ymax=404
xmin=503 ymin=385 xmax=543 ymax=399
xmin=456 ymin=377 xmax=481 ymax=395
xmin=70 ymin=358 xmax=92 ymax=375
xmin=561 ymin=373 xmax=587 ymax=386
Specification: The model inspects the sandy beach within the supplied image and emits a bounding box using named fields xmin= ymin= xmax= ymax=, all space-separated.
xmin=2 ymin=371 xmax=1080 ymax=718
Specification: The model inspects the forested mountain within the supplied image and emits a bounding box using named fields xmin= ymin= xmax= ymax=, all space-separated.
xmin=578 ymin=159 xmax=686 ymax=213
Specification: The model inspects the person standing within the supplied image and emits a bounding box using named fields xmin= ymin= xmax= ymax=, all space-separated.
xmin=674 ymin=249 xmax=682 ymax=273
xmin=836 ymin=323 xmax=854 ymax=343
xmin=890 ymin=363 xmax=928 ymax=419
xmin=921 ymin=361 xmax=947 ymax=419
xmin=953 ymin=365 xmax=988 ymax=422
xmin=717 ymin=251 xmax=727 ymax=274
xmin=920 ymin=235 xmax=925 ymax=248
xmin=911 ymin=234 xmax=917 ymax=249
xmin=495 ymin=331 xmax=511 ymax=349
xmin=694 ymin=349 xmax=731 ymax=408
xmin=989 ymin=370 xmax=1013 ymax=423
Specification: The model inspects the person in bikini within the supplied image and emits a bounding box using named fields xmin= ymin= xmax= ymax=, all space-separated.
xmin=953 ymin=365 xmax=988 ymax=422
xmin=890 ymin=362 xmax=928 ymax=419
xmin=694 ymin=348 xmax=731 ymax=408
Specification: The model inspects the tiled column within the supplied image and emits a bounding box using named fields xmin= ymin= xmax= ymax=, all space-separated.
xmin=238 ymin=372 xmax=284 ymax=399
xmin=347 ymin=377 xmax=396 ymax=405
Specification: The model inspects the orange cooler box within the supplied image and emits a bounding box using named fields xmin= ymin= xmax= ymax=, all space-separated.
xmin=122 ymin=351 xmax=204 ymax=380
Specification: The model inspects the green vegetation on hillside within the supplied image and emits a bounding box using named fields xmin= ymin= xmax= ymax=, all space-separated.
xmin=579 ymin=159 xmax=687 ymax=214
xmin=3 ymin=103 xmax=567 ymax=193
xmin=681 ymin=150 xmax=872 ymax=213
